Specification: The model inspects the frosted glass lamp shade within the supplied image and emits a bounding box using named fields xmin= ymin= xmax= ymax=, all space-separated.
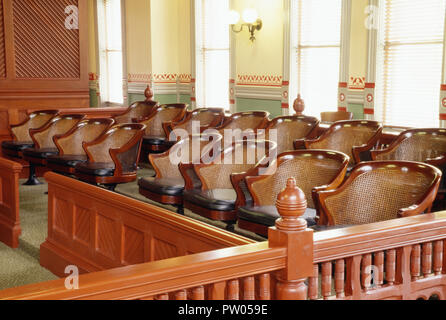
xmin=242 ymin=8 xmax=258 ymax=24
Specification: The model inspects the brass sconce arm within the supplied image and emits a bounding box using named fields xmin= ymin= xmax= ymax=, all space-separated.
xmin=230 ymin=19 xmax=263 ymax=42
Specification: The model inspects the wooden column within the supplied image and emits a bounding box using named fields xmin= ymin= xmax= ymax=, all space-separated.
xmin=268 ymin=177 xmax=314 ymax=300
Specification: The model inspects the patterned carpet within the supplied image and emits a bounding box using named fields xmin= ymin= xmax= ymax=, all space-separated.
xmin=0 ymin=167 xmax=264 ymax=291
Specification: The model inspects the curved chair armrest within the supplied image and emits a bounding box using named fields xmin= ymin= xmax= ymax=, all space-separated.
xmin=109 ymin=130 xmax=145 ymax=176
xmin=148 ymin=151 xmax=170 ymax=179
xmin=53 ymin=125 xmax=80 ymax=156
xmin=179 ymin=163 xmax=202 ymax=190
xmin=352 ymin=127 xmax=383 ymax=163
xmin=294 ymin=139 xmax=307 ymax=150
xmin=28 ymin=120 xmax=56 ymax=149
xmin=425 ymin=156 xmax=446 ymax=168
xmin=398 ymin=177 xmax=441 ymax=218
xmin=230 ymin=165 xmax=264 ymax=208
xmin=314 ymin=188 xmax=340 ymax=226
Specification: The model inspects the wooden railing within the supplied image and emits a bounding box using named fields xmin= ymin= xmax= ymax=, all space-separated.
xmin=2 ymin=178 xmax=446 ymax=300
xmin=0 ymin=157 xmax=22 ymax=248
xmin=41 ymin=172 xmax=254 ymax=277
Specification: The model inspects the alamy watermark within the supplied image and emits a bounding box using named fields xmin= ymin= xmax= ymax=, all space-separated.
xmin=65 ymin=5 xmax=79 ymax=30
xmin=64 ymin=265 xmax=79 ymax=290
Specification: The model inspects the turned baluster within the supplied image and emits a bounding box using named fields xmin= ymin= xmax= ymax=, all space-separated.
xmin=411 ymin=245 xmax=421 ymax=280
xmin=243 ymin=277 xmax=255 ymax=300
xmin=321 ymin=262 xmax=332 ymax=299
xmin=335 ymin=259 xmax=345 ymax=298
xmin=422 ymin=242 xmax=433 ymax=277
xmin=386 ymin=249 xmax=396 ymax=285
xmin=308 ymin=265 xmax=319 ymax=300
xmin=433 ymin=240 xmax=443 ymax=275
xmin=227 ymin=280 xmax=240 ymax=300
xmin=374 ymin=252 xmax=384 ymax=288
xmin=191 ymin=286 xmax=205 ymax=300
xmin=155 ymin=293 xmax=169 ymax=300
xmin=361 ymin=254 xmax=372 ymax=290
xmin=269 ymin=178 xmax=314 ymax=300
xmin=258 ymin=274 xmax=271 ymax=300
xmin=175 ymin=290 xmax=187 ymax=300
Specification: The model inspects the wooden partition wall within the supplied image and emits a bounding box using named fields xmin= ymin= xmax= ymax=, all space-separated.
xmin=0 ymin=157 xmax=22 ymax=248
xmin=41 ymin=172 xmax=254 ymax=277
xmin=2 ymin=178 xmax=446 ymax=300
xmin=0 ymin=0 xmax=90 ymax=144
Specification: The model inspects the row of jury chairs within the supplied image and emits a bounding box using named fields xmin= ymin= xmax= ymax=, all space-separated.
xmin=139 ymin=135 xmax=442 ymax=236
xmin=1 ymin=109 xmax=146 ymax=190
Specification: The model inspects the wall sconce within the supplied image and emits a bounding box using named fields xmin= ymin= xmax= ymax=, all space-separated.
xmin=229 ymin=9 xmax=262 ymax=42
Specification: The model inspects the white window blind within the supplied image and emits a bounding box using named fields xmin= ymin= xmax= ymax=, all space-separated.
xmin=97 ymin=0 xmax=124 ymax=105
xmin=289 ymin=0 xmax=342 ymax=118
xmin=375 ymin=0 xmax=446 ymax=127
xmin=195 ymin=0 xmax=230 ymax=110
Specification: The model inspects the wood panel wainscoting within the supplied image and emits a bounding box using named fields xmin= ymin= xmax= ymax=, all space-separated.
xmin=0 ymin=157 xmax=22 ymax=248
xmin=40 ymin=172 xmax=254 ymax=278
xmin=1 ymin=178 xmax=446 ymax=300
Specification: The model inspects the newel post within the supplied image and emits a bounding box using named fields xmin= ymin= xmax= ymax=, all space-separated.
xmin=293 ymin=94 xmax=305 ymax=115
xmin=269 ymin=178 xmax=314 ymax=300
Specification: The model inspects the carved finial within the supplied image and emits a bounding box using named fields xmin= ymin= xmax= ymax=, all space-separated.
xmin=275 ymin=177 xmax=307 ymax=231
xmin=293 ymin=94 xmax=305 ymax=115
xmin=144 ymin=84 xmax=154 ymax=101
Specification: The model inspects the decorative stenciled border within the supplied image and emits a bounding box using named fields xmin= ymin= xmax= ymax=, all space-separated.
xmin=349 ymin=76 xmax=366 ymax=90
xmin=128 ymin=73 xmax=192 ymax=84
xmin=236 ymin=74 xmax=283 ymax=87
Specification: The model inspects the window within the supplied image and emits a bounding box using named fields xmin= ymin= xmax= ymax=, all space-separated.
xmin=375 ymin=0 xmax=446 ymax=127
xmin=195 ymin=0 xmax=230 ymax=110
xmin=289 ymin=0 xmax=342 ymax=117
xmin=97 ymin=0 xmax=124 ymax=105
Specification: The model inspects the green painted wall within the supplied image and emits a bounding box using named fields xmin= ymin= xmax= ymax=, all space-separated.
xmin=348 ymin=103 xmax=364 ymax=119
xmin=236 ymin=98 xmax=282 ymax=118
xmin=89 ymin=89 xmax=98 ymax=108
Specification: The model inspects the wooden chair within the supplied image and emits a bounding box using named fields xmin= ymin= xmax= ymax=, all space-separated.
xmin=138 ymin=133 xmax=223 ymax=214
xmin=321 ymin=111 xmax=353 ymax=123
xmin=163 ymin=108 xmax=225 ymax=141
xmin=232 ymin=150 xmax=349 ymax=237
xmin=181 ymin=139 xmax=277 ymax=224
xmin=370 ymin=129 xmax=446 ymax=166
xmin=46 ymin=118 xmax=115 ymax=175
xmin=294 ymin=120 xmax=382 ymax=166
xmin=212 ymin=111 xmax=270 ymax=139
xmin=22 ymin=114 xmax=85 ymax=185
xmin=260 ymin=115 xmax=319 ymax=155
xmin=113 ymin=100 xmax=158 ymax=124
xmin=316 ymin=161 xmax=442 ymax=228
xmin=138 ymin=104 xmax=188 ymax=154
xmin=1 ymin=110 xmax=59 ymax=159
xmin=74 ymin=123 xmax=146 ymax=190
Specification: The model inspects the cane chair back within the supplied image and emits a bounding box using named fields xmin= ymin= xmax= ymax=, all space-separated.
xmin=306 ymin=120 xmax=382 ymax=165
xmin=371 ymin=129 xmax=446 ymax=166
xmin=10 ymin=110 xmax=59 ymax=142
xmin=30 ymin=114 xmax=85 ymax=149
xmin=54 ymin=118 xmax=115 ymax=156
xmin=139 ymin=104 xmax=188 ymax=137
xmin=318 ymin=161 xmax=442 ymax=226
xmin=321 ymin=111 xmax=353 ymax=123
xmin=263 ymin=116 xmax=319 ymax=155
xmin=114 ymin=100 xmax=158 ymax=124
xmin=246 ymin=150 xmax=349 ymax=210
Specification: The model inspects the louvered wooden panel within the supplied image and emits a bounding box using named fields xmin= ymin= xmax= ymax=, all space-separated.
xmin=0 ymin=0 xmax=5 ymax=78
xmin=12 ymin=0 xmax=80 ymax=79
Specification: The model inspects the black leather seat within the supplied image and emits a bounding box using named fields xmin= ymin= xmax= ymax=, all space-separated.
xmin=183 ymin=189 xmax=237 ymax=212
xmin=238 ymin=206 xmax=317 ymax=228
xmin=1 ymin=140 xmax=34 ymax=152
xmin=74 ymin=162 xmax=115 ymax=177
xmin=22 ymin=148 xmax=58 ymax=159
xmin=310 ymin=224 xmax=353 ymax=232
xmin=138 ymin=177 xmax=184 ymax=196
xmin=143 ymin=135 xmax=167 ymax=145
xmin=47 ymin=155 xmax=88 ymax=168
